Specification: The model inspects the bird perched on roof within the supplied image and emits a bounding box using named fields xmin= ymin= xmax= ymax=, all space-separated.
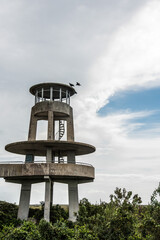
xmin=69 ymin=83 xmax=74 ymax=87
xmin=76 ymin=82 xmax=81 ymax=86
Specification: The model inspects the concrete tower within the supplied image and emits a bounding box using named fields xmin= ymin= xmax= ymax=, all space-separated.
xmin=0 ymin=83 xmax=95 ymax=222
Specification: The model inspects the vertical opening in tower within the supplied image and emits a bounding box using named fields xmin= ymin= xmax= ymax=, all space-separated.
xmin=36 ymin=120 xmax=48 ymax=140
xmin=55 ymin=120 xmax=67 ymax=141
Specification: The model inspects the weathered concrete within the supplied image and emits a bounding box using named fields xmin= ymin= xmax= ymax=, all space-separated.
xmin=68 ymin=181 xmax=79 ymax=222
xmin=28 ymin=112 xmax=37 ymax=141
xmin=45 ymin=148 xmax=54 ymax=218
xmin=46 ymin=148 xmax=53 ymax=163
xmin=5 ymin=140 xmax=95 ymax=156
xmin=32 ymin=101 xmax=71 ymax=120
xmin=51 ymin=181 xmax=53 ymax=205
xmin=17 ymin=182 xmax=31 ymax=220
xmin=1 ymin=82 xmax=96 ymax=223
xmin=0 ymin=163 xmax=94 ymax=180
xmin=44 ymin=177 xmax=52 ymax=222
xmin=48 ymin=111 xmax=55 ymax=140
xmin=67 ymin=151 xmax=75 ymax=163
xmin=67 ymin=107 xmax=74 ymax=141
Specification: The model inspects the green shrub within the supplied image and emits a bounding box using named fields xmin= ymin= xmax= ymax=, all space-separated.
xmin=50 ymin=205 xmax=68 ymax=224
xmin=38 ymin=219 xmax=55 ymax=240
xmin=0 ymin=201 xmax=18 ymax=229
xmin=0 ymin=221 xmax=40 ymax=240
xmin=39 ymin=219 xmax=74 ymax=240
xmin=2 ymin=186 xmax=160 ymax=240
xmin=29 ymin=204 xmax=68 ymax=224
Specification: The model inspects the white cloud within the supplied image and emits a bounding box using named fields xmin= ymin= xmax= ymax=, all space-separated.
xmin=77 ymin=0 xmax=160 ymax=112
xmin=71 ymin=0 xmax=160 ymax=203
xmin=1 ymin=0 xmax=160 ymax=205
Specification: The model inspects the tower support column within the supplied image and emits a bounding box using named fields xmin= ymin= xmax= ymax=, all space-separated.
xmin=46 ymin=147 xmax=53 ymax=163
xmin=44 ymin=177 xmax=53 ymax=222
xmin=48 ymin=111 xmax=54 ymax=140
xmin=68 ymin=181 xmax=79 ymax=222
xmin=17 ymin=182 xmax=31 ymax=220
xmin=28 ymin=110 xmax=37 ymax=140
xmin=67 ymin=108 xmax=74 ymax=141
xmin=44 ymin=147 xmax=54 ymax=221
xmin=50 ymin=182 xmax=54 ymax=206
xmin=67 ymin=151 xmax=75 ymax=163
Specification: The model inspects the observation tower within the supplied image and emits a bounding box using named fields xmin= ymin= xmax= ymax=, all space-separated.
xmin=0 ymin=83 xmax=95 ymax=222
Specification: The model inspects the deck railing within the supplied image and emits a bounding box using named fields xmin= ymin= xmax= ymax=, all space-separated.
xmin=0 ymin=161 xmax=93 ymax=167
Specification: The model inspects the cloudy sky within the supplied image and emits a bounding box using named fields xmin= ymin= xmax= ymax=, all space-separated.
xmin=1 ymin=0 xmax=160 ymax=205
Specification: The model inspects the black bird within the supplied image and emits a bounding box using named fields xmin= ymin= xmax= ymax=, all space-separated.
xmin=69 ymin=83 xmax=74 ymax=87
xmin=76 ymin=82 xmax=81 ymax=86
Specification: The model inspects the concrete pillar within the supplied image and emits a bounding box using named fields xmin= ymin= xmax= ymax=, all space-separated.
xmin=44 ymin=177 xmax=52 ymax=222
xmin=67 ymin=151 xmax=75 ymax=163
xmin=17 ymin=182 xmax=31 ymax=220
xmin=46 ymin=147 xmax=53 ymax=163
xmin=28 ymin=110 xmax=37 ymax=140
xmin=68 ymin=181 xmax=79 ymax=222
xmin=67 ymin=108 xmax=74 ymax=141
xmin=48 ymin=111 xmax=54 ymax=140
xmin=51 ymin=182 xmax=54 ymax=206
xmin=44 ymin=146 xmax=54 ymax=221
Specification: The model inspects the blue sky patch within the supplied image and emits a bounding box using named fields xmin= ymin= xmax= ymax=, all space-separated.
xmin=98 ymin=87 xmax=160 ymax=135
xmin=98 ymin=87 xmax=160 ymax=116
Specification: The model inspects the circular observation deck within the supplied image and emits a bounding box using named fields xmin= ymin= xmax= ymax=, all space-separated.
xmin=0 ymin=163 xmax=95 ymax=183
xmin=5 ymin=140 xmax=96 ymax=156
xmin=30 ymin=83 xmax=76 ymax=105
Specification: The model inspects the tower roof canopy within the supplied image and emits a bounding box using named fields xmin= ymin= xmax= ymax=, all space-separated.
xmin=30 ymin=82 xmax=76 ymax=98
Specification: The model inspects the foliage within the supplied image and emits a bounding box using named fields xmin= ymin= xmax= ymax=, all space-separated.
xmin=0 ymin=221 xmax=41 ymax=240
xmin=39 ymin=218 xmax=74 ymax=240
xmin=38 ymin=219 xmax=55 ymax=240
xmin=29 ymin=204 xmax=68 ymax=224
xmin=0 ymin=201 xmax=20 ymax=230
xmin=1 ymin=186 xmax=160 ymax=239
xmin=29 ymin=206 xmax=43 ymax=223
xmin=77 ymin=187 xmax=143 ymax=240
xmin=74 ymin=225 xmax=99 ymax=240
xmin=50 ymin=204 xmax=68 ymax=223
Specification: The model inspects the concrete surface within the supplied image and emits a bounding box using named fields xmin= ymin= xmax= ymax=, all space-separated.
xmin=5 ymin=140 xmax=95 ymax=156
xmin=44 ymin=177 xmax=52 ymax=222
xmin=17 ymin=182 xmax=31 ymax=220
xmin=68 ymin=181 xmax=79 ymax=222
xmin=0 ymin=163 xmax=94 ymax=180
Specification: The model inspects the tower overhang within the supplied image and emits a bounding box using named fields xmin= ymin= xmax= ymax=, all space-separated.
xmin=0 ymin=163 xmax=94 ymax=183
xmin=5 ymin=140 xmax=96 ymax=156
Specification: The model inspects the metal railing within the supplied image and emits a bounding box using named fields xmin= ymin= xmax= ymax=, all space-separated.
xmin=35 ymin=88 xmax=70 ymax=105
xmin=0 ymin=161 xmax=93 ymax=167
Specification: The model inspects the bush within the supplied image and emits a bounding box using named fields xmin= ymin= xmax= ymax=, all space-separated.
xmin=39 ymin=219 xmax=74 ymax=240
xmin=2 ymin=186 xmax=160 ymax=240
xmin=29 ymin=204 xmax=68 ymax=224
xmin=50 ymin=205 xmax=68 ymax=224
xmin=0 ymin=201 xmax=18 ymax=229
xmin=0 ymin=221 xmax=40 ymax=240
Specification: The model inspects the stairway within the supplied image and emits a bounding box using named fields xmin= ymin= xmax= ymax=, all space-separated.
xmin=59 ymin=120 xmax=65 ymax=140
xmin=55 ymin=121 xmax=65 ymax=163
